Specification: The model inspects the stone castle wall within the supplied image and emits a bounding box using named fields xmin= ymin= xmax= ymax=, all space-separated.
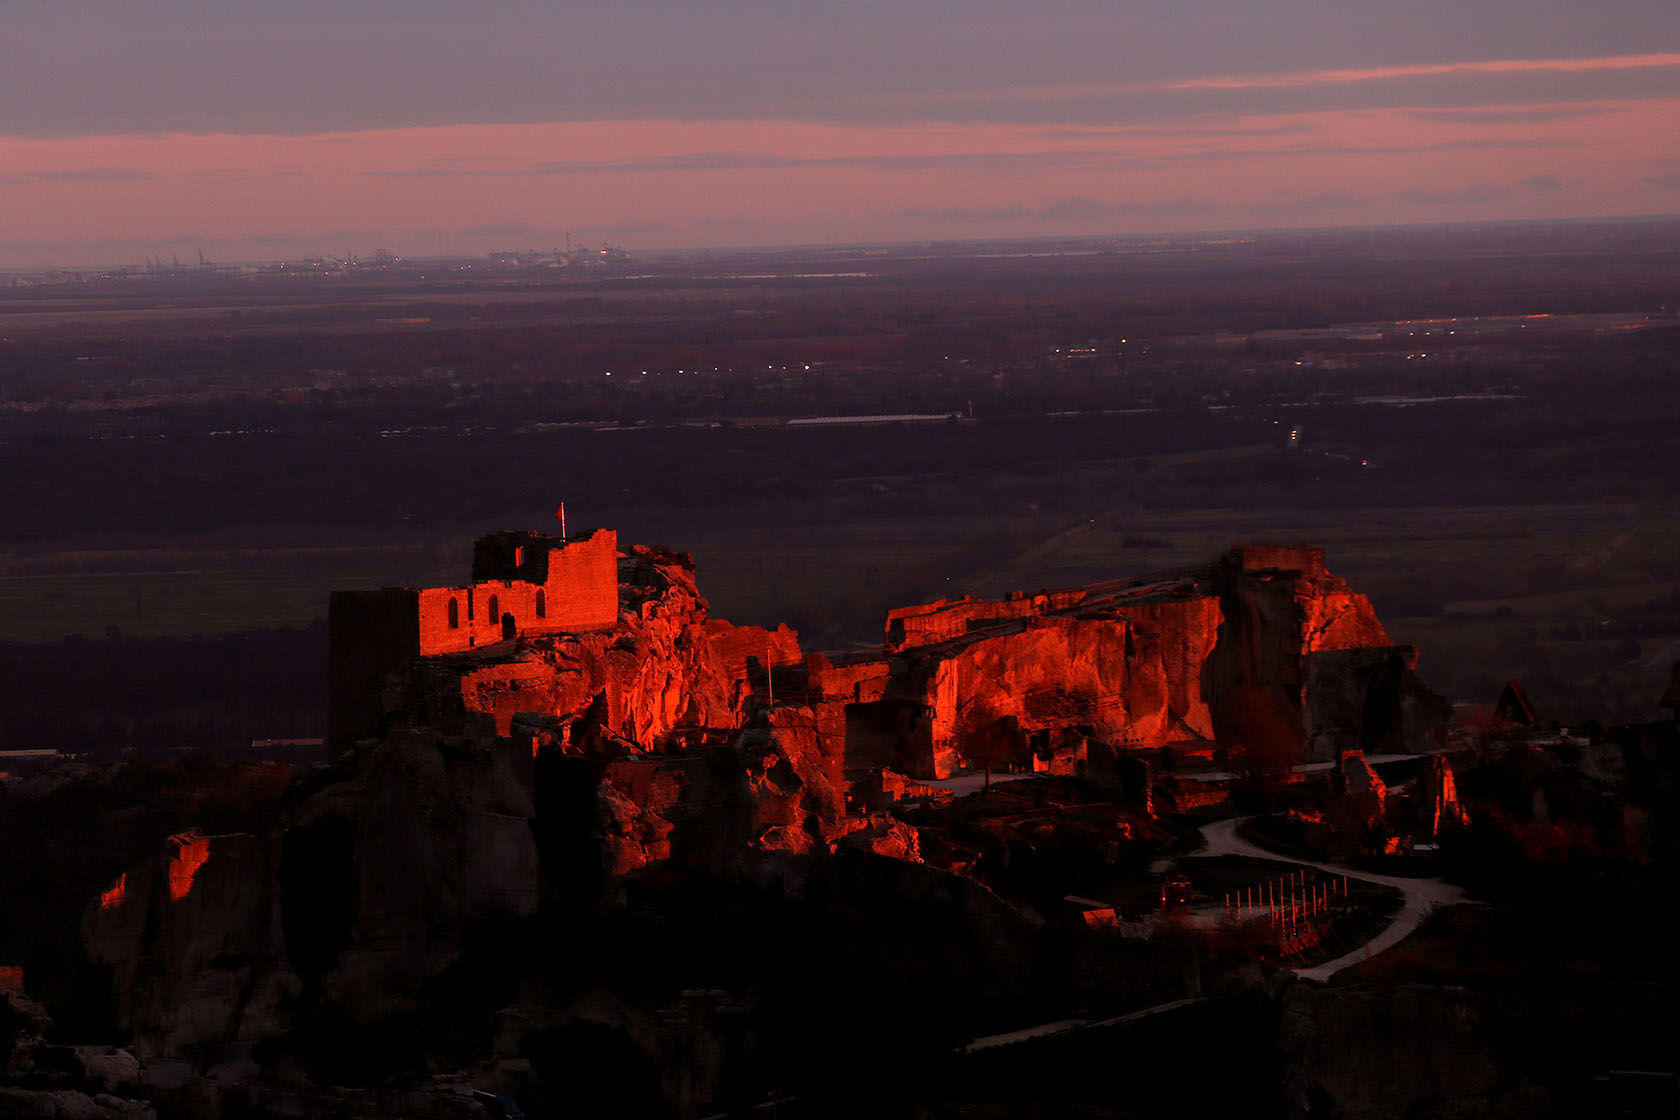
xmin=1228 ymin=544 xmax=1326 ymax=576
xmin=332 ymin=533 xmax=1438 ymax=774
xmin=330 ymin=529 xmax=620 ymax=754
xmin=885 ymin=588 xmax=1092 ymax=653
xmin=539 ymin=527 xmax=621 ymax=631
xmin=415 ymin=528 xmax=619 ymax=655
xmin=702 ymin=619 xmax=802 ymax=680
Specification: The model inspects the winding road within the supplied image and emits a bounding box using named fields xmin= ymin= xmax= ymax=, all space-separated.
xmin=1197 ymin=818 xmax=1470 ymax=981
xmin=951 ymin=816 xmax=1470 ymax=1056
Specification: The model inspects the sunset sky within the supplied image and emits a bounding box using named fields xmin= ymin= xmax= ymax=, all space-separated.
xmin=2 ymin=0 xmax=1678 ymax=267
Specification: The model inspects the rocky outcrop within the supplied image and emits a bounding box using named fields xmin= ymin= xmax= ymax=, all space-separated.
xmin=833 ymin=815 xmax=923 ymax=862
xmin=349 ymin=539 xmax=1439 ymax=783
xmin=83 ymin=728 xmax=543 ymax=1057
xmin=920 ymin=599 xmax=1221 ymax=776
xmin=79 ymin=535 xmax=1446 ymax=1102
xmin=83 ymin=704 xmax=850 ymax=1062
xmin=543 ymin=701 xmax=846 ymax=891
xmin=0 ymin=993 xmax=154 ymax=1119
xmin=1207 ymin=547 xmax=1445 ymax=767
xmin=1337 ymin=751 xmax=1390 ymax=836
xmin=1341 ymin=752 xmax=1388 ymax=801
xmin=379 ymin=547 xmax=786 ymax=755
xmin=814 ymin=544 xmax=1443 ymax=777
xmin=1304 ymin=646 xmax=1450 ymax=761
xmin=83 ymin=828 xmax=294 ymax=1058
xmin=1416 ymin=754 xmax=1468 ymax=839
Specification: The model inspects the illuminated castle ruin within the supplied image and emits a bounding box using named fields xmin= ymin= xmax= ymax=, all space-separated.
xmin=329 ymin=533 xmax=1444 ymax=784
xmin=328 ymin=528 xmax=617 ymax=751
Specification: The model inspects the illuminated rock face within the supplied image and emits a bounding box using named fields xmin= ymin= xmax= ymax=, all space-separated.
xmin=84 ymin=549 xmax=840 ymax=1059
xmin=328 ymin=528 xmax=620 ymax=754
xmin=86 ymin=535 xmax=1439 ymax=1061
xmin=402 ymin=546 xmax=799 ymax=750
xmin=1417 ymin=754 xmax=1468 ymax=838
xmin=166 ymin=831 xmax=211 ymax=901
xmin=98 ymin=874 xmax=126 ymax=912
xmin=919 ymin=600 xmax=1222 ymax=776
xmin=337 ymin=534 xmax=1433 ymax=780
xmin=549 ymin=704 xmax=845 ymax=885
xmin=85 ymin=829 xmax=291 ymax=1057
xmin=813 ymin=545 xmax=1439 ymax=777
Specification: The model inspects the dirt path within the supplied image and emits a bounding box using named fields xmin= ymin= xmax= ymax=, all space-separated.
xmin=1197 ymin=818 xmax=1470 ymax=981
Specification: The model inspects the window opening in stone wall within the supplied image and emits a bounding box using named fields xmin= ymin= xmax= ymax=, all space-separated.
xmin=502 ymin=613 xmax=516 ymax=641
xmin=447 ymin=598 xmax=459 ymax=629
xmin=536 ymin=590 xmax=546 ymax=618
xmin=488 ymin=595 xmax=499 ymax=624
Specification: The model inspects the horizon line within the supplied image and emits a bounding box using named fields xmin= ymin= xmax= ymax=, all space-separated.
xmin=6 ymin=212 xmax=1680 ymax=277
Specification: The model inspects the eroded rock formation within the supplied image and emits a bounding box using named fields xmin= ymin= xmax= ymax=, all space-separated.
xmin=812 ymin=544 xmax=1445 ymax=778
xmin=78 ymin=533 xmax=1448 ymax=1111
xmin=337 ymin=538 xmax=1441 ymax=788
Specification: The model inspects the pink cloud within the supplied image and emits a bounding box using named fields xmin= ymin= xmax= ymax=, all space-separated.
xmin=1171 ymin=51 xmax=1680 ymax=91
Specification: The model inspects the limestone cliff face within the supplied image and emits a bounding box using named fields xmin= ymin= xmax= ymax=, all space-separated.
xmin=917 ymin=599 xmax=1221 ymax=776
xmin=1416 ymin=754 xmax=1468 ymax=839
xmin=1205 ymin=548 xmax=1413 ymax=766
xmin=84 ymin=537 xmax=1439 ymax=1068
xmin=84 ymin=830 xmax=295 ymax=1057
xmin=82 ymin=718 xmax=846 ymax=1061
xmin=818 ymin=545 xmax=1440 ymax=777
xmin=82 ymin=546 xmax=846 ymax=1062
xmin=84 ymin=730 xmax=541 ymax=1055
xmin=353 ymin=539 xmax=1434 ymax=782
xmin=87 ymin=651 xmax=838 ymax=1065
xmin=387 ymin=547 xmax=789 ymax=755
xmin=545 ymin=703 xmax=846 ymax=890
xmin=302 ymin=731 xmax=541 ymax=1021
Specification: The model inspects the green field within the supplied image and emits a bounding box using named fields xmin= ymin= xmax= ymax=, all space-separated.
xmin=0 ymin=535 xmax=471 ymax=641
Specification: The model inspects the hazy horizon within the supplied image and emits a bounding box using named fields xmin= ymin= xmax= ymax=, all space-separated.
xmin=5 ymin=212 xmax=1680 ymax=277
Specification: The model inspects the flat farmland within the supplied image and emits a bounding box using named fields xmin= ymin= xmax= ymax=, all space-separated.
xmin=3 ymin=223 xmax=1677 ymax=748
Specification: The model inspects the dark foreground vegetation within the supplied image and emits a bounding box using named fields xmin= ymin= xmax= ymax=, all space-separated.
xmin=3 ymin=711 xmax=1675 ymax=1118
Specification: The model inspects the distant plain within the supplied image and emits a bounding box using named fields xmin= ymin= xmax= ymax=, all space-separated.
xmin=3 ymin=220 xmax=1677 ymax=754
